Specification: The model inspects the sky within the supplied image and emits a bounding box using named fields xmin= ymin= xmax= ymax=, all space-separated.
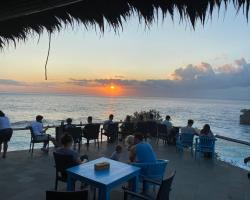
xmin=0 ymin=4 xmax=250 ymax=100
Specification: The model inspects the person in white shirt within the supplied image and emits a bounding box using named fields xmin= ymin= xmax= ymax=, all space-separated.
xmin=30 ymin=115 xmax=56 ymax=152
xmin=181 ymin=119 xmax=198 ymax=135
xmin=0 ymin=110 xmax=13 ymax=158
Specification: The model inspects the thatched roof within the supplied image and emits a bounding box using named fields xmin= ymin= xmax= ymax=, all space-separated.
xmin=0 ymin=0 xmax=249 ymax=48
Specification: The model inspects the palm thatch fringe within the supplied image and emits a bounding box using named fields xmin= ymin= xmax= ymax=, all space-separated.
xmin=0 ymin=0 xmax=249 ymax=48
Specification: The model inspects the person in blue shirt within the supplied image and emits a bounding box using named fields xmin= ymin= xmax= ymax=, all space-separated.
xmin=129 ymin=133 xmax=157 ymax=163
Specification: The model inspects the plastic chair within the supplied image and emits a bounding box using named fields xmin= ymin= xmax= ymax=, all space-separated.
xmin=82 ymin=123 xmax=100 ymax=149
xmin=28 ymin=127 xmax=49 ymax=154
xmin=67 ymin=127 xmax=82 ymax=152
xmin=156 ymin=124 xmax=168 ymax=144
xmin=123 ymin=170 xmax=176 ymax=200
xmin=132 ymin=159 xmax=169 ymax=192
xmin=176 ymin=133 xmax=194 ymax=155
xmin=195 ymin=136 xmax=216 ymax=159
xmin=53 ymin=152 xmax=78 ymax=190
xmin=46 ymin=190 xmax=88 ymax=200
xmin=101 ymin=123 xmax=119 ymax=143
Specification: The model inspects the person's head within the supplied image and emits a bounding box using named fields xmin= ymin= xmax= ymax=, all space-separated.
xmin=109 ymin=114 xmax=114 ymax=121
xmin=87 ymin=116 xmax=92 ymax=124
xmin=36 ymin=115 xmax=43 ymax=122
xmin=0 ymin=110 xmax=5 ymax=117
xmin=165 ymin=115 xmax=171 ymax=121
xmin=61 ymin=133 xmax=74 ymax=148
xmin=203 ymin=124 xmax=210 ymax=132
xmin=125 ymin=135 xmax=135 ymax=147
xmin=139 ymin=115 xmax=144 ymax=121
xmin=134 ymin=133 xmax=144 ymax=144
xmin=187 ymin=119 xmax=194 ymax=127
xmin=125 ymin=115 xmax=131 ymax=122
xmin=149 ymin=113 xmax=154 ymax=120
xmin=66 ymin=118 xmax=72 ymax=125
xmin=115 ymin=145 xmax=123 ymax=154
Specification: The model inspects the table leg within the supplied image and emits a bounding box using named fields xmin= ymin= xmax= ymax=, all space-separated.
xmin=99 ymin=187 xmax=110 ymax=200
xmin=131 ymin=175 xmax=139 ymax=193
xmin=67 ymin=176 xmax=75 ymax=191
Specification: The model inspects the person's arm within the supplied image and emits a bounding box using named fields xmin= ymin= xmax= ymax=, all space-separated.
xmin=129 ymin=145 xmax=136 ymax=163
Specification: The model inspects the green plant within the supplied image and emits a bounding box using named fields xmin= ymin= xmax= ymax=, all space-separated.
xmin=131 ymin=109 xmax=163 ymax=122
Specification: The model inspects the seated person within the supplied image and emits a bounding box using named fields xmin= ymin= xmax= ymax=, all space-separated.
xmin=30 ymin=115 xmax=57 ymax=152
xmin=55 ymin=133 xmax=88 ymax=164
xmin=162 ymin=115 xmax=173 ymax=129
xmin=146 ymin=113 xmax=157 ymax=137
xmin=125 ymin=135 xmax=135 ymax=151
xmin=110 ymin=145 xmax=123 ymax=161
xmin=64 ymin=118 xmax=75 ymax=131
xmin=200 ymin=124 xmax=214 ymax=137
xmin=129 ymin=133 xmax=157 ymax=163
xmin=103 ymin=114 xmax=115 ymax=142
xmin=181 ymin=119 xmax=198 ymax=135
xmin=82 ymin=116 xmax=93 ymax=145
xmin=0 ymin=110 xmax=13 ymax=158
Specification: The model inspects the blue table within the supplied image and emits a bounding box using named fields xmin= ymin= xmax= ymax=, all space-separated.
xmin=67 ymin=157 xmax=140 ymax=200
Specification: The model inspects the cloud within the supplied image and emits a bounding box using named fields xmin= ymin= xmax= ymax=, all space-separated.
xmin=0 ymin=79 xmax=25 ymax=86
xmin=171 ymin=62 xmax=215 ymax=80
xmin=69 ymin=58 xmax=250 ymax=99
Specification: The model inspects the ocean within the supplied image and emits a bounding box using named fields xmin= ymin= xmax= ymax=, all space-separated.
xmin=1 ymin=93 xmax=250 ymax=170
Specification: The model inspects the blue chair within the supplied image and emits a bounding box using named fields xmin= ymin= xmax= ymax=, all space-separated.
xmin=195 ymin=136 xmax=216 ymax=159
xmin=176 ymin=133 xmax=194 ymax=155
xmin=132 ymin=160 xmax=169 ymax=192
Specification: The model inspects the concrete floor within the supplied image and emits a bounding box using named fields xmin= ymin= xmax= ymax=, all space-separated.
xmin=0 ymin=140 xmax=249 ymax=200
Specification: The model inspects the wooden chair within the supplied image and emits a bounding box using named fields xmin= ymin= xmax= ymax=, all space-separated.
xmin=82 ymin=123 xmax=100 ymax=149
xmin=101 ymin=123 xmax=119 ymax=143
xmin=53 ymin=152 xmax=78 ymax=190
xmin=67 ymin=127 xmax=82 ymax=152
xmin=123 ymin=170 xmax=176 ymax=200
xmin=28 ymin=127 xmax=49 ymax=154
xmin=119 ymin=122 xmax=134 ymax=140
xmin=157 ymin=124 xmax=168 ymax=144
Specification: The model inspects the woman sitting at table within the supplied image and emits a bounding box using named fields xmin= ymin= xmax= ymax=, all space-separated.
xmin=55 ymin=133 xmax=88 ymax=164
xmin=200 ymin=124 xmax=214 ymax=137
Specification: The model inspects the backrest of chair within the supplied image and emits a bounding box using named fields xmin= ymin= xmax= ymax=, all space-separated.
xmin=157 ymin=170 xmax=176 ymax=200
xmin=136 ymin=121 xmax=148 ymax=134
xmin=146 ymin=121 xmax=157 ymax=137
xmin=157 ymin=124 xmax=168 ymax=134
xmin=133 ymin=160 xmax=169 ymax=181
xmin=46 ymin=190 xmax=88 ymax=200
xmin=198 ymin=136 xmax=216 ymax=148
xmin=122 ymin=122 xmax=134 ymax=133
xmin=53 ymin=152 xmax=77 ymax=179
xmin=67 ymin=127 xmax=82 ymax=141
xmin=28 ymin=126 xmax=36 ymax=140
xmin=107 ymin=123 xmax=119 ymax=133
xmin=180 ymin=133 xmax=194 ymax=146
xmin=84 ymin=124 xmax=100 ymax=139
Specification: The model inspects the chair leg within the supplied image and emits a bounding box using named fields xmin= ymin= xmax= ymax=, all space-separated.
xmin=97 ymin=139 xmax=99 ymax=149
xmin=54 ymin=178 xmax=58 ymax=191
xmin=29 ymin=142 xmax=32 ymax=152
xmin=78 ymin=142 xmax=81 ymax=153
xmin=31 ymin=143 xmax=34 ymax=154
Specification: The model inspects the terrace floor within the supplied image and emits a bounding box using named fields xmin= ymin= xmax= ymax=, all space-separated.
xmin=0 ymin=139 xmax=249 ymax=200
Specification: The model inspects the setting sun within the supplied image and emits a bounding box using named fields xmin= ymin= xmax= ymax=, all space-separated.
xmin=110 ymin=85 xmax=115 ymax=90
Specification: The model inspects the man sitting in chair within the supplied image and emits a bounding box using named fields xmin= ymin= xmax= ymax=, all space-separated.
xmin=103 ymin=114 xmax=115 ymax=143
xmin=181 ymin=119 xmax=198 ymax=135
xmin=30 ymin=115 xmax=57 ymax=152
xmin=129 ymin=133 xmax=157 ymax=163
